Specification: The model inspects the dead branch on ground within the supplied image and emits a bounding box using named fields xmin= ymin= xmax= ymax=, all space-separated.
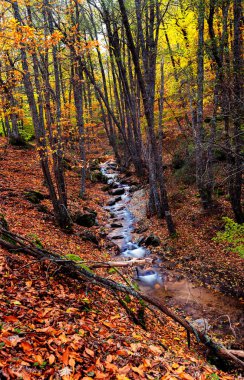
xmin=0 ymin=226 xmax=243 ymax=369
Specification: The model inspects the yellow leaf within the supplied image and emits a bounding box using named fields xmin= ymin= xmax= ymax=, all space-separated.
xmin=175 ymin=365 xmax=186 ymax=374
xmin=12 ymin=300 xmax=21 ymax=305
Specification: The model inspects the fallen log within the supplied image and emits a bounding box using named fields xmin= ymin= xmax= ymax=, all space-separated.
xmin=228 ymin=350 xmax=244 ymax=359
xmin=0 ymin=226 xmax=243 ymax=369
xmin=89 ymin=257 xmax=154 ymax=268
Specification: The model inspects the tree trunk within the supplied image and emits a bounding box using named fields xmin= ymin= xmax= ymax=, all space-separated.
xmin=196 ymin=0 xmax=213 ymax=209
xmin=230 ymin=0 xmax=243 ymax=223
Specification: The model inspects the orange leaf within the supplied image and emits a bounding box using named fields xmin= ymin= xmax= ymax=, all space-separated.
xmin=62 ymin=347 xmax=70 ymax=365
xmin=93 ymin=372 xmax=108 ymax=379
xmin=4 ymin=315 xmax=19 ymax=322
xmin=105 ymin=362 xmax=118 ymax=372
xmin=116 ymin=350 xmax=128 ymax=357
xmin=33 ymin=354 xmax=43 ymax=365
xmin=117 ymin=365 xmax=131 ymax=375
xmin=48 ymin=354 xmax=55 ymax=365
xmin=21 ymin=370 xmax=32 ymax=380
xmin=69 ymin=357 xmax=75 ymax=370
xmin=179 ymin=373 xmax=195 ymax=380
xmin=103 ymin=321 xmax=115 ymax=328
xmin=132 ymin=366 xmax=144 ymax=376
xmin=106 ymin=354 xmax=113 ymax=363
xmin=21 ymin=342 xmax=33 ymax=353
xmin=85 ymin=347 xmax=94 ymax=357
xmin=149 ymin=345 xmax=162 ymax=355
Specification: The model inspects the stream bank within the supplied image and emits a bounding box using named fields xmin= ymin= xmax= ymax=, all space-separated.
xmin=101 ymin=160 xmax=244 ymax=352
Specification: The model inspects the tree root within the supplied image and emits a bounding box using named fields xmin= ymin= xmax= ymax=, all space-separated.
xmin=0 ymin=226 xmax=243 ymax=370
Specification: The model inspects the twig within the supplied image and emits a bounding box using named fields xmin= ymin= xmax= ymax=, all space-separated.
xmin=0 ymin=226 xmax=243 ymax=369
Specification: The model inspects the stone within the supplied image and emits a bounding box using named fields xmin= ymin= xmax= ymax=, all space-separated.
xmin=115 ymin=196 xmax=122 ymax=202
xmin=101 ymin=185 xmax=111 ymax=192
xmin=24 ymin=190 xmax=46 ymax=204
xmin=107 ymin=199 xmax=116 ymax=206
xmin=144 ymin=234 xmax=161 ymax=247
xmin=111 ymin=234 xmax=124 ymax=240
xmin=111 ymin=223 xmax=123 ymax=228
xmin=79 ymin=230 xmax=99 ymax=245
xmin=0 ymin=214 xmax=8 ymax=230
xmin=36 ymin=204 xmax=49 ymax=213
xmin=111 ymin=188 xmax=125 ymax=196
xmin=73 ymin=211 xmax=96 ymax=227
xmin=83 ymin=207 xmax=97 ymax=217
xmin=90 ymin=170 xmax=107 ymax=184
xmin=89 ymin=159 xmax=101 ymax=171
xmin=137 ymin=237 xmax=146 ymax=246
xmin=134 ymin=224 xmax=148 ymax=234
xmin=138 ymin=234 xmax=161 ymax=247
xmin=129 ymin=185 xmax=138 ymax=193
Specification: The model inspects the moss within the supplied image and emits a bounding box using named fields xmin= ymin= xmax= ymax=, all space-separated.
xmin=24 ymin=190 xmax=45 ymax=204
xmin=0 ymin=214 xmax=9 ymax=230
xmin=65 ymin=254 xmax=93 ymax=273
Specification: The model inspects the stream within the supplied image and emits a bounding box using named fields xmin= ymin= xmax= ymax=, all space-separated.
xmin=100 ymin=160 xmax=244 ymax=349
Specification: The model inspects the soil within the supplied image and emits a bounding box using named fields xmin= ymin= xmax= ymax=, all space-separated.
xmin=0 ymin=137 xmax=243 ymax=379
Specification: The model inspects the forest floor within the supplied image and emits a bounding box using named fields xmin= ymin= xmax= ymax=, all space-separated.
xmin=0 ymin=136 xmax=243 ymax=380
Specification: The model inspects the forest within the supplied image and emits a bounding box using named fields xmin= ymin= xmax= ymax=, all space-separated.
xmin=0 ymin=0 xmax=243 ymax=378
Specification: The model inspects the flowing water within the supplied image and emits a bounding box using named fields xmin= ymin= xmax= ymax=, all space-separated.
xmin=101 ymin=161 xmax=244 ymax=346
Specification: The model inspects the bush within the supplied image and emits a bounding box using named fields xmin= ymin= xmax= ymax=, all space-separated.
xmin=213 ymin=217 xmax=244 ymax=258
xmin=172 ymin=153 xmax=185 ymax=170
xmin=172 ymin=141 xmax=196 ymax=185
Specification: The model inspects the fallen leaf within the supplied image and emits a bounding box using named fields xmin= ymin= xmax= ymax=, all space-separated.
xmin=48 ymin=354 xmax=55 ymax=365
xmin=179 ymin=373 xmax=195 ymax=380
xmin=21 ymin=341 xmax=33 ymax=353
xmin=149 ymin=345 xmax=162 ymax=355
xmin=85 ymin=347 xmax=94 ymax=357
xmin=69 ymin=357 xmax=75 ymax=371
xmin=4 ymin=315 xmax=19 ymax=322
xmin=132 ymin=366 xmax=144 ymax=376
xmin=106 ymin=354 xmax=113 ymax=363
xmin=62 ymin=347 xmax=70 ymax=365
